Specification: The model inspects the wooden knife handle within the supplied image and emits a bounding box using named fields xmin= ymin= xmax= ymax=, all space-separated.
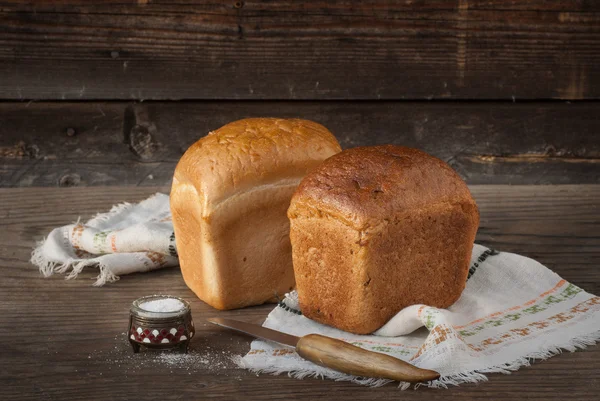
xmin=295 ymin=334 xmax=440 ymax=383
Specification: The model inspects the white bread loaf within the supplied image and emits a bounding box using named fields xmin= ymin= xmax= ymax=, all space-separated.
xmin=171 ymin=118 xmax=341 ymax=310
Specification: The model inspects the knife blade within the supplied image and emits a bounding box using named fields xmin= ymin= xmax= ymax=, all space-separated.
xmin=207 ymin=317 xmax=440 ymax=383
xmin=208 ymin=317 xmax=299 ymax=347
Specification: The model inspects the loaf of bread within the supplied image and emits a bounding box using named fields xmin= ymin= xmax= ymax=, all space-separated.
xmin=171 ymin=118 xmax=341 ymax=310
xmin=288 ymin=145 xmax=479 ymax=334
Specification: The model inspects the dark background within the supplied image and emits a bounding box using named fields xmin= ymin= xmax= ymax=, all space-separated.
xmin=1 ymin=0 xmax=599 ymax=187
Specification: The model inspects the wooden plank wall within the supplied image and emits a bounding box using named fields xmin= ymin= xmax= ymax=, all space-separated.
xmin=2 ymin=0 xmax=600 ymax=100
xmin=0 ymin=0 xmax=598 ymax=186
xmin=1 ymin=102 xmax=599 ymax=187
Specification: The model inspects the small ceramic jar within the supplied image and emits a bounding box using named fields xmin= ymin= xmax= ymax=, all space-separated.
xmin=128 ymin=295 xmax=195 ymax=353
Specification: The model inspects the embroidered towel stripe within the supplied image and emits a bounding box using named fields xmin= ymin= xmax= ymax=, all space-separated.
xmin=238 ymin=244 xmax=600 ymax=389
xmin=31 ymin=193 xmax=178 ymax=286
xmin=31 ymin=194 xmax=600 ymax=389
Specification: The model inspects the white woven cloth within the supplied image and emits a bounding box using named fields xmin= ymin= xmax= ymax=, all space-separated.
xmin=31 ymin=193 xmax=178 ymax=286
xmin=31 ymin=195 xmax=600 ymax=388
xmin=239 ymin=244 xmax=600 ymax=389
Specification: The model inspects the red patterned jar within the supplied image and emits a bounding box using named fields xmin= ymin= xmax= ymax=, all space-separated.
xmin=128 ymin=295 xmax=195 ymax=353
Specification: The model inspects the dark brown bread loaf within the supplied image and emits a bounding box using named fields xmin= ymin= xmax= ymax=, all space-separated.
xmin=288 ymin=145 xmax=479 ymax=334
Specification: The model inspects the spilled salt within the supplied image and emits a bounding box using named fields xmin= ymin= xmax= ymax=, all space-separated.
xmin=140 ymin=298 xmax=184 ymax=313
xmin=157 ymin=352 xmax=210 ymax=368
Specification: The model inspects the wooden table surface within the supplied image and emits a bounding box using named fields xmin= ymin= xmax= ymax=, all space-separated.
xmin=1 ymin=185 xmax=599 ymax=400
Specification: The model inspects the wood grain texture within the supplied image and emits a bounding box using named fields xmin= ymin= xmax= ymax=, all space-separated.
xmin=296 ymin=334 xmax=440 ymax=382
xmin=1 ymin=101 xmax=599 ymax=187
xmin=0 ymin=185 xmax=598 ymax=400
xmin=1 ymin=0 xmax=599 ymax=100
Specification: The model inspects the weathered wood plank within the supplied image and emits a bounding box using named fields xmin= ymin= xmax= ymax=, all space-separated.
xmin=1 ymin=1 xmax=599 ymax=100
xmin=1 ymin=101 xmax=599 ymax=187
xmin=0 ymin=185 xmax=598 ymax=400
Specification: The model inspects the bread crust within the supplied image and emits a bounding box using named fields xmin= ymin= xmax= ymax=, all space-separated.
xmin=171 ymin=118 xmax=341 ymax=310
xmin=288 ymin=145 xmax=479 ymax=334
xmin=174 ymin=118 xmax=340 ymax=211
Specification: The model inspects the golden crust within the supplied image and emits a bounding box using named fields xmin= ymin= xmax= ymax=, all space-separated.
xmin=171 ymin=118 xmax=341 ymax=310
xmin=174 ymin=118 xmax=341 ymax=214
xmin=288 ymin=145 xmax=479 ymax=334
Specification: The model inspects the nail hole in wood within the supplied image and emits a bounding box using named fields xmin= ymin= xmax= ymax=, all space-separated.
xmin=59 ymin=173 xmax=81 ymax=187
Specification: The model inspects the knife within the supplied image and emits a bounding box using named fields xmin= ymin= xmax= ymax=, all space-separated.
xmin=207 ymin=317 xmax=440 ymax=383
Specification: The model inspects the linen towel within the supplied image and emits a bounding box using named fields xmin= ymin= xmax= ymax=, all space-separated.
xmin=32 ymin=195 xmax=600 ymax=388
xmin=238 ymin=244 xmax=600 ymax=388
xmin=31 ymin=193 xmax=178 ymax=286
